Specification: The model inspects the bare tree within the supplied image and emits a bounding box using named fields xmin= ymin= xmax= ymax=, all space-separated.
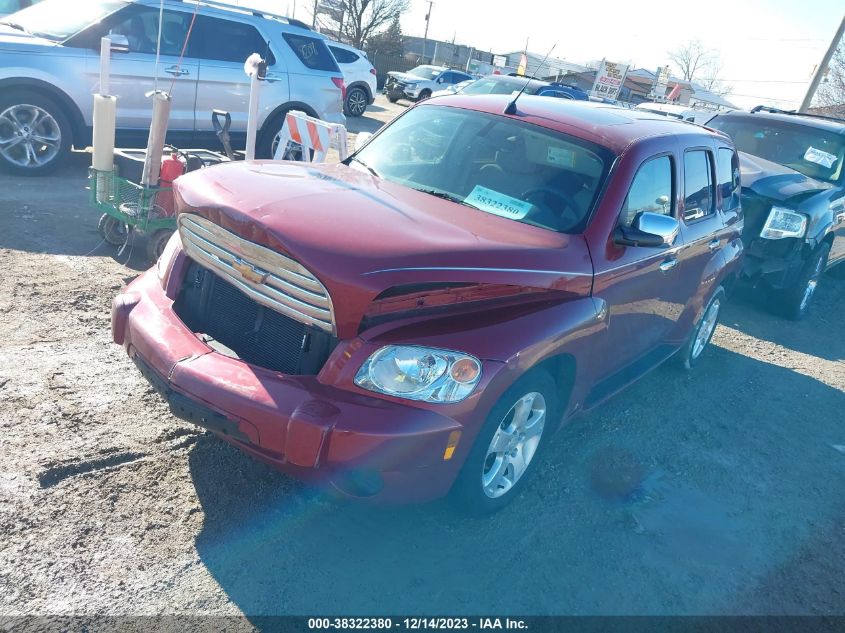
xmin=314 ymin=0 xmax=409 ymax=49
xmin=815 ymin=41 xmax=845 ymax=114
xmin=668 ymin=39 xmax=731 ymax=95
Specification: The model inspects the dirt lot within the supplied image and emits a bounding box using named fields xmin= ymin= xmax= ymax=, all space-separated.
xmin=1 ymin=96 xmax=844 ymax=624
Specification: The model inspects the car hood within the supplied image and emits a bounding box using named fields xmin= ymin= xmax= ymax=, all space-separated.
xmin=387 ymin=71 xmax=430 ymax=84
xmin=0 ymin=25 xmax=57 ymax=49
xmin=173 ymin=161 xmax=592 ymax=338
xmin=738 ymin=151 xmax=832 ymax=203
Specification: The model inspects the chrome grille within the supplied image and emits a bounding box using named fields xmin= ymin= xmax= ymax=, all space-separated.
xmin=178 ymin=213 xmax=335 ymax=334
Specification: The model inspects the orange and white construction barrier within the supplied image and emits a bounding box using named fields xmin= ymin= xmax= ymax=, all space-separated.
xmin=273 ymin=110 xmax=348 ymax=163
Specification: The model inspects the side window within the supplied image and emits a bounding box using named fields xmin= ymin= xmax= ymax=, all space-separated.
xmin=717 ymin=147 xmax=741 ymax=211
xmin=329 ymin=46 xmax=359 ymax=64
xmin=194 ymin=17 xmax=275 ymax=65
xmin=620 ymin=155 xmax=674 ymax=228
xmin=282 ymin=33 xmax=340 ymax=72
xmin=683 ymin=150 xmax=715 ymax=221
xmin=438 ymin=71 xmax=453 ymax=84
xmin=109 ymin=8 xmax=192 ymax=56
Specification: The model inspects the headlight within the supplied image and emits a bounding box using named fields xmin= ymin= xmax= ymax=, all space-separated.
xmin=354 ymin=345 xmax=482 ymax=403
xmin=156 ymin=231 xmax=182 ymax=287
xmin=760 ymin=207 xmax=807 ymax=240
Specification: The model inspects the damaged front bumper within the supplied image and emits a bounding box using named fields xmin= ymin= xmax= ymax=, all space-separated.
xmin=741 ymin=236 xmax=807 ymax=291
xmin=112 ymin=269 xmax=479 ymax=502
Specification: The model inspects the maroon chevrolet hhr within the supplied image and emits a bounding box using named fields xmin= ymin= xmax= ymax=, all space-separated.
xmin=112 ymin=95 xmax=743 ymax=512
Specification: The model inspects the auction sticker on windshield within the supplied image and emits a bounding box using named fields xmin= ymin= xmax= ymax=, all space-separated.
xmin=804 ymin=146 xmax=838 ymax=169
xmin=465 ymin=186 xmax=533 ymax=220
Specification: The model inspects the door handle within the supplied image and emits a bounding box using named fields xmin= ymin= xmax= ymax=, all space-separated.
xmin=708 ymin=239 xmax=721 ymax=251
xmin=164 ymin=65 xmax=190 ymax=76
xmin=659 ymin=258 xmax=678 ymax=272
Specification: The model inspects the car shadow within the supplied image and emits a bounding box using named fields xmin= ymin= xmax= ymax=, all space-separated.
xmin=0 ymin=151 xmax=151 ymax=270
xmin=723 ymin=282 xmax=845 ymax=362
xmin=188 ymin=345 xmax=845 ymax=617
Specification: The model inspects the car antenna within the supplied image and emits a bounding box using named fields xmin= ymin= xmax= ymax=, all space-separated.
xmin=504 ymin=44 xmax=556 ymax=115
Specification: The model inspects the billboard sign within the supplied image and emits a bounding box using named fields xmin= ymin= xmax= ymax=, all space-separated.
xmin=590 ymin=60 xmax=629 ymax=101
xmin=493 ymin=55 xmax=507 ymax=68
xmin=652 ymin=65 xmax=671 ymax=97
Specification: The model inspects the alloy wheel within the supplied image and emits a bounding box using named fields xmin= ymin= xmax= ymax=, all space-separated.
xmin=799 ymin=255 xmax=824 ymax=314
xmin=0 ymin=104 xmax=61 ymax=169
xmin=346 ymin=89 xmax=368 ymax=117
xmin=691 ymin=297 xmax=721 ymax=360
xmin=481 ymin=391 xmax=547 ymax=499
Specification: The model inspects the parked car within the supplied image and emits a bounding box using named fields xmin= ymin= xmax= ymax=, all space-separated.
xmin=708 ymin=106 xmax=845 ymax=318
xmin=454 ymin=74 xmax=585 ymax=101
xmin=112 ymin=96 xmax=743 ymax=512
xmin=431 ymin=78 xmax=473 ymax=98
xmin=383 ymin=65 xmax=472 ymax=102
xmin=0 ymin=0 xmax=345 ymax=175
xmin=0 ymin=0 xmax=40 ymax=18
xmin=635 ymin=102 xmax=718 ymax=125
xmin=327 ymin=40 xmax=376 ymax=117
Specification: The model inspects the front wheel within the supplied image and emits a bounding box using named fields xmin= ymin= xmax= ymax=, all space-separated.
xmin=417 ymin=89 xmax=432 ymax=101
xmin=0 ymin=91 xmax=71 ymax=176
xmin=98 ymin=214 xmax=129 ymax=246
xmin=452 ymin=370 xmax=558 ymax=514
xmin=779 ymin=242 xmax=830 ymax=320
xmin=678 ymin=286 xmax=724 ymax=369
xmin=146 ymin=229 xmax=173 ymax=263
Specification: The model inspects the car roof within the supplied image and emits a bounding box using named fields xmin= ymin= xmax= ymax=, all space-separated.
xmin=143 ymin=0 xmax=316 ymax=33
xmin=713 ymin=109 xmax=845 ymax=135
xmin=426 ymin=94 xmax=729 ymax=154
xmin=479 ymin=75 xmax=550 ymax=89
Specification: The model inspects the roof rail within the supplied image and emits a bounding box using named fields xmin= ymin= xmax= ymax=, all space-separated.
xmin=178 ymin=0 xmax=311 ymax=29
xmin=750 ymin=104 xmax=845 ymax=124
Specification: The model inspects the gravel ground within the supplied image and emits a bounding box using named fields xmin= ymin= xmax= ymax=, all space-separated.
xmin=1 ymin=96 xmax=844 ymax=625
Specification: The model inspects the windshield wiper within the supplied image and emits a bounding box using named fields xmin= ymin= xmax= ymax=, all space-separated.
xmin=412 ymin=187 xmax=479 ymax=209
xmin=1 ymin=22 xmax=26 ymax=32
xmin=348 ymin=156 xmax=380 ymax=179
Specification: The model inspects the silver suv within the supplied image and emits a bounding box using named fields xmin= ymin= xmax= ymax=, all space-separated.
xmin=0 ymin=0 xmax=346 ymax=175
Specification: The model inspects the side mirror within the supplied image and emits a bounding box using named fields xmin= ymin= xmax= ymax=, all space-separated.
xmin=613 ymin=212 xmax=679 ymax=248
xmin=108 ymin=33 xmax=129 ymax=53
xmin=436 ymin=77 xmax=444 ymax=84
xmin=353 ymin=132 xmax=373 ymax=153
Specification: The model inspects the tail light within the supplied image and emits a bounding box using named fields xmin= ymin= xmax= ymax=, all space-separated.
xmin=331 ymin=76 xmax=346 ymax=101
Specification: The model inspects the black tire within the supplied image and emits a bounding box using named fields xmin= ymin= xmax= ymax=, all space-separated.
xmin=779 ymin=242 xmax=830 ymax=320
xmin=344 ymin=86 xmax=369 ymax=117
xmin=146 ymin=229 xmax=173 ymax=263
xmin=387 ymin=94 xmax=399 ymax=103
xmin=677 ymin=286 xmax=725 ymax=370
xmin=417 ymin=89 xmax=432 ymax=101
xmin=98 ymin=214 xmax=129 ymax=247
xmin=256 ymin=109 xmax=291 ymax=160
xmin=451 ymin=370 xmax=559 ymax=515
xmin=0 ymin=90 xmax=72 ymax=176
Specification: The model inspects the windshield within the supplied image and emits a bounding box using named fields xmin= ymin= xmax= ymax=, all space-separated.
xmin=709 ymin=116 xmax=845 ymax=184
xmin=407 ymin=66 xmax=441 ymax=80
xmin=1 ymin=0 xmax=126 ymax=40
xmin=350 ymin=105 xmax=613 ymax=234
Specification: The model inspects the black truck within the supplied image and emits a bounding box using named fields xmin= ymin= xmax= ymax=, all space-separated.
xmin=708 ymin=106 xmax=845 ymax=319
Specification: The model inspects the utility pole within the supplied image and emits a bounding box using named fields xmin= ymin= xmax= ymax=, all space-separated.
xmin=800 ymin=13 xmax=845 ymax=112
xmin=421 ymin=1 xmax=434 ymax=63
xmin=311 ymin=0 xmax=319 ymax=28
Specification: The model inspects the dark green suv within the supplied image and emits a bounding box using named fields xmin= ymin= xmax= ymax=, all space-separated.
xmin=708 ymin=106 xmax=845 ymax=319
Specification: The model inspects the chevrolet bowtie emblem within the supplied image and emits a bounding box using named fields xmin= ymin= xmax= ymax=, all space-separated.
xmin=232 ymin=258 xmax=269 ymax=284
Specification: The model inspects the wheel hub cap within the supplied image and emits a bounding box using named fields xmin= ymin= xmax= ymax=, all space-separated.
xmin=481 ymin=392 xmax=546 ymax=499
xmin=692 ymin=298 xmax=720 ymax=360
xmin=0 ymin=104 xmax=61 ymax=168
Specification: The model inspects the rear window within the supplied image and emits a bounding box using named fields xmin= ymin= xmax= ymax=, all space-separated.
xmin=282 ymin=33 xmax=340 ymax=72
xmin=329 ymin=45 xmax=359 ymax=64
